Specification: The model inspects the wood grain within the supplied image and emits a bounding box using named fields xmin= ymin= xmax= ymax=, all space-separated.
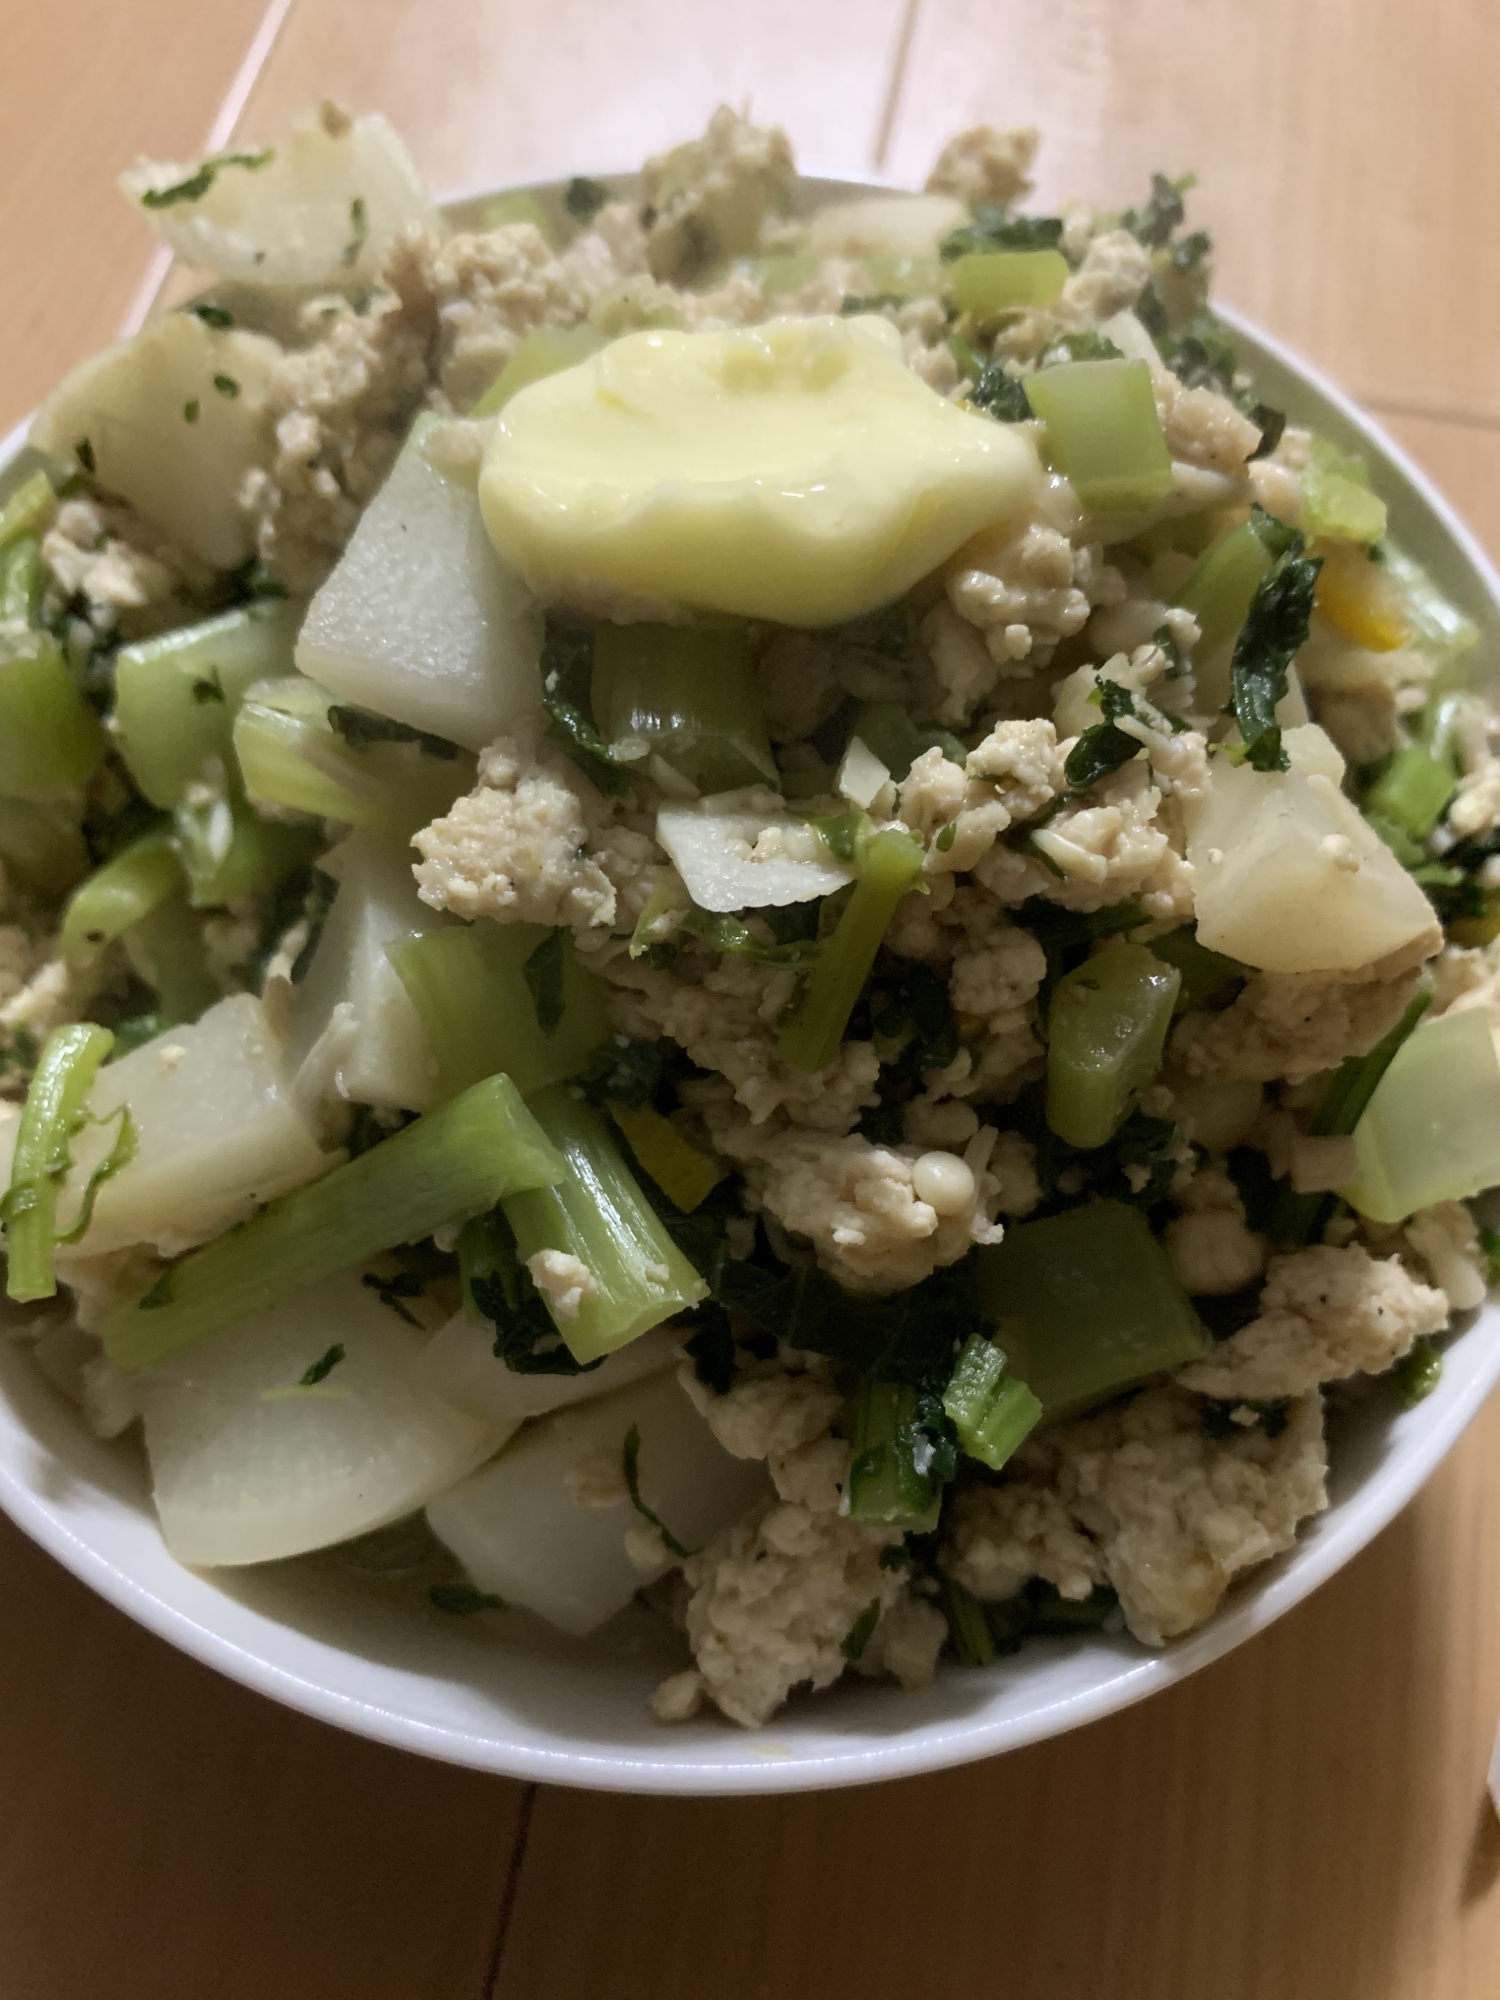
xmin=0 ymin=0 xmax=274 ymax=437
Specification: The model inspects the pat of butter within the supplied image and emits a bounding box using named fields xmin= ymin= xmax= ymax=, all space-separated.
xmin=477 ymin=315 xmax=1038 ymax=628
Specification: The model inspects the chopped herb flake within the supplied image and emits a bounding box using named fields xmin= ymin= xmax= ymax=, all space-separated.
xmin=565 ymin=176 xmax=610 ymax=221
xmin=183 ymin=400 xmax=200 ymax=424
xmin=622 ymin=1422 xmax=693 ymax=1560
xmin=298 ymin=1342 xmax=346 ymax=1387
xmin=212 ymin=373 xmax=240 ymax=398
xmin=75 ymin=438 xmax=95 ymax=476
xmin=189 ymin=302 xmax=234 ymax=329
xmin=521 ymin=928 xmax=567 ymax=1036
xmin=326 ymin=704 xmax=458 ymax=759
xmin=340 ymin=194 xmax=368 ymax=267
xmin=138 ymin=148 xmax=274 ymax=210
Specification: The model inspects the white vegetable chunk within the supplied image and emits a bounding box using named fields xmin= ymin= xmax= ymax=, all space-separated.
xmin=139 ymin=1272 xmax=509 ymax=1567
xmin=836 ymin=735 xmax=892 ymax=810
xmin=656 ymin=787 xmax=853 ymax=913
xmin=418 ymin=1317 xmax=678 ymax=1425
xmin=30 ymin=313 xmax=279 ymax=569
xmin=806 ymin=193 xmax=966 ymax=259
xmin=426 ymin=1371 xmax=768 ymax=1636
xmin=1343 ymin=1009 xmax=1500 ymax=1224
xmin=60 ymin=994 xmax=331 ymax=1257
xmin=1186 ymin=726 xmax=1440 ymax=973
xmin=297 ymin=413 xmax=543 ymax=750
xmin=286 ymin=833 xmax=451 ymax=1115
xmin=118 ymin=110 xmax=437 ymax=290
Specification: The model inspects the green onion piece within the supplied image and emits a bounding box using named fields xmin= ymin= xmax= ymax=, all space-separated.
xmin=1144 ymin=926 xmax=1247 ymax=1012
xmin=1021 ymin=358 xmax=1174 ymax=514
xmin=1171 ymin=519 xmax=1275 ymax=662
xmin=2 ymin=1024 xmax=116 ymax=1300
xmin=100 ymin=1074 xmax=566 ymax=1371
xmin=0 ymin=796 xmax=90 ymax=900
xmin=470 ymin=323 xmax=607 ymax=416
xmin=1363 ymin=744 xmax=1456 ymax=843
xmin=0 ymin=538 xmax=46 ymax=629
xmin=1301 ymin=436 xmax=1387 ymax=546
xmin=1045 ymin=943 xmax=1181 ymax=1149
xmin=113 ymin=602 xmax=301 ymax=808
xmin=0 ymin=632 xmax=105 ymax=801
xmin=591 ymin=622 xmax=776 ymax=792
xmin=607 ymin=1097 xmax=727 ymax=1212
xmin=60 ymin=829 xmax=183 ymax=969
xmin=1342 ymin=1008 xmax=1500 ymax=1225
xmin=233 ymin=676 xmax=470 ymax=832
xmin=845 ymin=1379 xmax=943 ymax=1532
xmin=947 ymin=248 xmax=1069 ymax=314
xmin=388 ymin=922 xmax=609 ymax=1102
xmin=500 ymin=1083 xmax=708 ymax=1364
xmin=0 ymin=471 xmax=57 ymax=552
xmin=171 ymin=790 xmax=319 ymax=908
xmin=941 ymin=1333 xmax=1043 ymax=1472
xmin=974 ymin=1200 xmax=1208 ymax=1419
xmin=121 ymin=891 xmax=221 ymax=1024
xmin=778 ymin=827 xmax=925 ymax=1072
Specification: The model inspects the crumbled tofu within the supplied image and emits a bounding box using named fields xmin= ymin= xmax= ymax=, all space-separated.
xmin=1173 ymin=961 xmax=1429 ymax=1086
xmin=925 ymin=125 xmax=1038 ymax=208
xmin=1163 ymin=1165 xmax=1267 ymax=1297
xmin=941 ymin=1481 xmax=1104 ymax=1602
xmin=640 ymin=106 xmax=795 ymax=283
xmin=975 ymin=759 xmax=1195 ymax=923
xmin=412 ymin=734 xmax=620 ymax=927
xmin=1404 ymin=1201 xmax=1490 ymax=1312
xmin=947 ymin=525 xmax=1122 ymax=670
xmin=1150 ymin=367 xmax=1263 ymax=479
xmin=1035 ymin=1384 xmax=1329 ymax=1645
xmin=526 ymin=1248 xmax=599 ymax=1322
xmin=1178 ymin=1243 xmax=1449 ymax=1400
xmin=898 ymin=719 xmax=1066 ymax=873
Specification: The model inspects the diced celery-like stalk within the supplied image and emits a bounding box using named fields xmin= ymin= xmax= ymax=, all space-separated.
xmin=1045 ymin=943 xmax=1181 ymax=1149
xmin=1381 ymin=542 xmax=1479 ymax=691
xmin=941 ymin=1333 xmax=1042 ymax=1472
xmin=1301 ymin=436 xmax=1387 ymax=546
xmin=1142 ymin=926 xmax=1246 ymax=1013
xmin=592 ymin=622 xmax=776 ymax=792
xmin=947 ymin=249 xmax=1068 ymax=314
xmin=1343 ymin=1008 xmax=1500 ymax=1224
xmin=121 ymin=891 xmax=221 ymax=1024
xmin=470 ymin=324 xmax=607 ymax=416
xmin=113 ymin=602 xmax=301 ymax=807
xmin=60 ymin=829 xmax=182 ymax=968
xmin=778 ymin=827 xmax=925 ymax=1072
xmin=2 ymin=1023 xmax=115 ymax=1302
xmin=1364 ymin=744 xmax=1455 ymax=841
xmin=388 ymin=921 xmax=609 ymax=1102
xmin=501 ymin=1084 xmax=708 ymax=1364
xmin=172 ymin=790 xmax=318 ymax=909
xmin=0 ymin=632 xmax=105 ymax=801
xmin=845 ymin=1378 xmax=943 ymax=1531
xmin=974 ymin=1200 xmax=1209 ymax=1418
xmin=101 ymin=1074 xmax=566 ymax=1370
xmin=606 ymin=1098 xmax=727 ymax=1212
xmin=0 ymin=538 xmax=45 ymax=629
xmin=232 ymin=675 xmax=472 ymax=831
xmin=1172 ymin=519 xmax=1275 ymax=663
xmin=0 ymin=470 xmax=57 ymax=551
xmin=0 ymin=797 xmax=89 ymax=899
xmin=1022 ymin=359 xmax=1174 ymax=514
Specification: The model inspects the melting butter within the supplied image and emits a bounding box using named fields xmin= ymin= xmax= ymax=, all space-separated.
xmin=478 ymin=315 xmax=1038 ymax=627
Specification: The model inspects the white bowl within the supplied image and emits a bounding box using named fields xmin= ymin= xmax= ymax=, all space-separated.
xmin=4 ymin=178 xmax=1500 ymax=1795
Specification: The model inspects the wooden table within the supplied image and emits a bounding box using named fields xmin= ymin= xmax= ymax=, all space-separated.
xmin=5 ymin=3 xmax=1500 ymax=1992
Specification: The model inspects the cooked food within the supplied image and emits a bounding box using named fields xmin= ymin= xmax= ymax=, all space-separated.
xmin=4 ymin=102 xmax=1499 ymax=1730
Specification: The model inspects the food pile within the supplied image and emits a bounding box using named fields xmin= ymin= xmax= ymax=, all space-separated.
xmin=3 ymin=103 xmax=1499 ymax=1728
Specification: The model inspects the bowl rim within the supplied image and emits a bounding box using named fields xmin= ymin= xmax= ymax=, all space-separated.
xmin=4 ymin=176 xmax=1500 ymax=1796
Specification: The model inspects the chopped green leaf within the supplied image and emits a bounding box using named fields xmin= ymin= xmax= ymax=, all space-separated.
xmin=298 ymin=1342 xmax=346 ymax=1387
xmin=189 ymin=302 xmax=234 ymax=329
xmin=1065 ymin=678 xmax=1145 ymax=789
xmin=1121 ymin=171 xmax=1191 ymax=247
xmin=340 ymin=194 xmax=368 ymax=267
xmin=429 ymin=1582 xmax=504 ymax=1615
xmin=968 ymin=363 xmax=1033 ymax=422
xmin=564 ymin=176 xmax=610 ymax=221
xmin=940 ymin=209 xmax=1063 ymax=262
xmin=540 ymin=617 xmax=629 ymax=794
xmin=622 ymin=1421 xmax=693 ymax=1560
xmin=138 ymin=148 xmax=274 ymax=209
xmin=212 ymin=373 xmax=240 ymax=399
xmin=461 ymin=1208 xmax=601 ymax=1377
xmin=326 ymin=703 xmax=459 ymax=759
xmin=75 ymin=438 xmax=96 ymax=476
xmin=1228 ymin=539 xmax=1322 ymax=773
xmin=840 ymin=1598 xmax=883 ymax=1662
xmin=189 ymin=670 xmax=224 ymax=704
xmin=182 ymin=400 xmax=200 ymax=424
xmin=522 ymin=928 xmax=567 ymax=1036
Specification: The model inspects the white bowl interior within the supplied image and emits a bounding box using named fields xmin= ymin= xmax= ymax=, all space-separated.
xmin=2 ymin=180 xmax=1499 ymax=1794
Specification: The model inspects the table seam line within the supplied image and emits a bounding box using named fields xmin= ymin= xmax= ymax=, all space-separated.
xmin=872 ymin=0 xmax=924 ymax=171
xmin=481 ymin=1782 xmax=539 ymax=1999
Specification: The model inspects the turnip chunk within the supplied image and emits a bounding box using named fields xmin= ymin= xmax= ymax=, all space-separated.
xmin=58 ymin=995 xmax=330 ymax=1259
xmin=805 ymin=193 xmax=966 ymax=260
xmin=139 ymin=1272 xmax=509 ymax=1568
xmin=296 ymin=414 xmax=543 ymax=751
xmin=417 ymin=1317 xmax=678 ymax=1426
xmin=118 ymin=109 xmax=437 ymax=291
xmin=1186 ymin=726 xmax=1440 ymax=974
xmin=426 ymin=1371 xmax=769 ymax=1636
xmin=286 ymin=833 xmax=453 ymax=1116
xmin=656 ymin=788 xmax=854 ymax=913
xmin=1343 ymin=1009 xmax=1500 ymax=1224
xmin=30 ymin=313 xmax=279 ymax=570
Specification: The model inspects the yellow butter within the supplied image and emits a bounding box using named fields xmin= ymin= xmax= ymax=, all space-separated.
xmin=477 ymin=315 xmax=1038 ymax=627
